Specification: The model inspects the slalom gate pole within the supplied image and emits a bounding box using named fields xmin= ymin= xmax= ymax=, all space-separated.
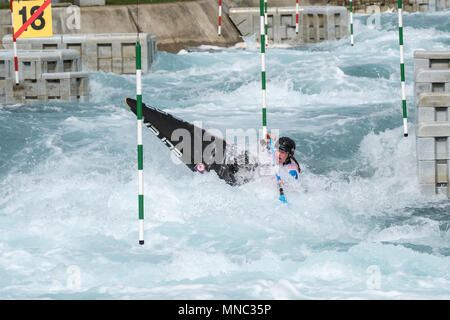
xmin=218 ymin=0 xmax=222 ymax=36
xmin=398 ymin=0 xmax=408 ymax=137
xmin=350 ymin=0 xmax=354 ymax=46
xmin=264 ymin=0 xmax=268 ymax=42
xmin=260 ymin=1 xmax=285 ymax=203
xmin=260 ymin=0 xmax=267 ymax=138
xmin=10 ymin=0 xmax=19 ymax=84
xmin=136 ymin=41 xmax=144 ymax=245
xmin=296 ymin=0 xmax=299 ymax=34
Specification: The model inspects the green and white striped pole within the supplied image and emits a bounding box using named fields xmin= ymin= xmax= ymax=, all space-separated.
xmin=264 ymin=0 xmax=268 ymax=46
xmin=398 ymin=0 xmax=408 ymax=137
xmin=136 ymin=41 xmax=145 ymax=245
xmin=259 ymin=1 xmax=286 ymax=203
xmin=260 ymin=0 xmax=267 ymax=138
xmin=350 ymin=0 xmax=354 ymax=46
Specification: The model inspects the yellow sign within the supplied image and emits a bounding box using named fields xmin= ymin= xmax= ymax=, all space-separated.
xmin=12 ymin=0 xmax=53 ymax=38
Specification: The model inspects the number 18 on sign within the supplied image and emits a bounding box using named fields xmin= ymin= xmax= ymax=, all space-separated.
xmin=12 ymin=0 xmax=53 ymax=39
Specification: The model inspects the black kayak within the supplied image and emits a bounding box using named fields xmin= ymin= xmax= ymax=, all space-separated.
xmin=125 ymin=98 xmax=255 ymax=186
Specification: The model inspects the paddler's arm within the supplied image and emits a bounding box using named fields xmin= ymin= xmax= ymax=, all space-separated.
xmin=287 ymin=157 xmax=301 ymax=180
xmin=287 ymin=164 xmax=299 ymax=180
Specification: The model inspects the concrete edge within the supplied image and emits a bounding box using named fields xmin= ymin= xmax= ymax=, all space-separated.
xmin=418 ymin=93 xmax=450 ymax=107
xmin=414 ymin=50 xmax=450 ymax=59
xmin=417 ymin=123 xmax=450 ymax=137
xmin=416 ymin=69 xmax=450 ymax=82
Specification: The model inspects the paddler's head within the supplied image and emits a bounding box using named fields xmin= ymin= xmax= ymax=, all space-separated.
xmin=275 ymin=137 xmax=296 ymax=164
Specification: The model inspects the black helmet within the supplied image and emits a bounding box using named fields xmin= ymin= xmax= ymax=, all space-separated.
xmin=276 ymin=137 xmax=296 ymax=156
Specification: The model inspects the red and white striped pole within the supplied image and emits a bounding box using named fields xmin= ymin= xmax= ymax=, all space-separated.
xmin=295 ymin=0 xmax=299 ymax=34
xmin=218 ymin=0 xmax=222 ymax=36
xmin=10 ymin=0 xmax=19 ymax=85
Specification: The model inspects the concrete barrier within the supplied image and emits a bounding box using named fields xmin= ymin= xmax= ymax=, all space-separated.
xmin=0 ymin=9 xmax=10 ymax=47
xmin=414 ymin=51 xmax=450 ymax=79
xmin=301 ymin=6 xmax=347 ymax=44
xmin=0 ymin=49 xmax=89 ymax=104
xmin=2 ymin=33 xmax=157 ymax=74
xmin=414 ymin=51 xmax=450 ymax=196
xmin=437 ymin=0 xmax=450 ymax=10
xmin=229 ymin=6 xmax=347 ymax=46
xmin=414 ymin=50 xmax=450 ymax=101
xmin=415 ymin=70 xmax=450 ymax=98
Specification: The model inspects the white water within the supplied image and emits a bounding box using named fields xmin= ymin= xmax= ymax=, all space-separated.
xmin=0 ymin=12 xmax=449 ymax=299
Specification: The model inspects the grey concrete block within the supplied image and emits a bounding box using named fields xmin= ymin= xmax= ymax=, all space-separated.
xmin=418 ymin=93 xmax=450 ymax=107
xmin=0 ymin=49 xmax=89 ymax=104
xmin=228 ymin=6 xmax=347 ymax=46
xmin=416 ymin=93 xmax=450 ymax=124
xmin=436 ymin=137 xmax=450 ymax=159
xmin=416 ymin=137 xmax=450 ymax=160
xmin=0 ymin=49 xmax=80 ymax=80
xmin=414 ymin=58 xmax=430 ymax=79
xmin=419 ymin=4 xmax=430 ymax=11
xmin=417 ymin=108 xmax=437 ymax=123
xmin=436 ymin=107 xmax=449 ymax=122
xmin=437 ymin=0 xmax=450 ymax=9
xmin=413 ymin=53 xmax=450 ymax=196
xmin=2 ymin=33 xmax=157 ymax=74
xmin=437 ymin=160 xmax=449 ymax=183
xmin=418 ymin=160 xmax=436 ymax=184
xmin=0 ymin=59 xmax=10 ymax=78
xmin=430 ymin=59 xmax=450 ymax=69
xmin=415 ymin=82 xmax=433 ymax=98
xmin=417 ymin=123 xmax=450 ymax=137
xmin=416 ymin=70 xmax=450 ymax=83
xmin=229 ymin=7 xmax=302 ymax=44
xmin=414 ymin=51 xmax=450 ymax=60
xmin=414 ymin=51 xmax=450 ymax=79
xmin=417 ymin=137 xmax=436 ymax=160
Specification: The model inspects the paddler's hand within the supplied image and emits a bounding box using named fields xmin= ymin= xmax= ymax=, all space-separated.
xmin=265 ymin=133 xmax=276 ymax=144
xmin=260 ymin=134 xmax=277 ymax=149
xmin=276 ymin=178 xmax=284 ymax=188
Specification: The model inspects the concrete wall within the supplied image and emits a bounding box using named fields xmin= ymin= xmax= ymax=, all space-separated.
xmin=229 ymin=6 xmax=347 ymax=46
xmin=0 ymin=1 xmax=243 ymax=53
xmin=414 ymin=51 xmax=450 ymax=196
xmin=0 ymin=49 xmax=89 ymax=104
xmin=3 ymin=33 xmax=157 ymax=74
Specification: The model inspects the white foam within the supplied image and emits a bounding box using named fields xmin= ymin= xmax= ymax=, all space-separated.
xmin=0 ymin=11 xmax=449 ymax=299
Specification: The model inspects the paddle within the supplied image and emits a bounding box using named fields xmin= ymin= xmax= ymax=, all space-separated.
xmin=269 ymin=137 xmax=288 ymax=203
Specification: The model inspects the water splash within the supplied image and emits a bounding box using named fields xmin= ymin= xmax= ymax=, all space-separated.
xmin=0 ymin=11 xmax=449 ymax=299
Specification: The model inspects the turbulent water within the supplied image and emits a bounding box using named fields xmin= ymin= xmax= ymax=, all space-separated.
xmin=1 ymin=11 xmax=450 ymax=299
